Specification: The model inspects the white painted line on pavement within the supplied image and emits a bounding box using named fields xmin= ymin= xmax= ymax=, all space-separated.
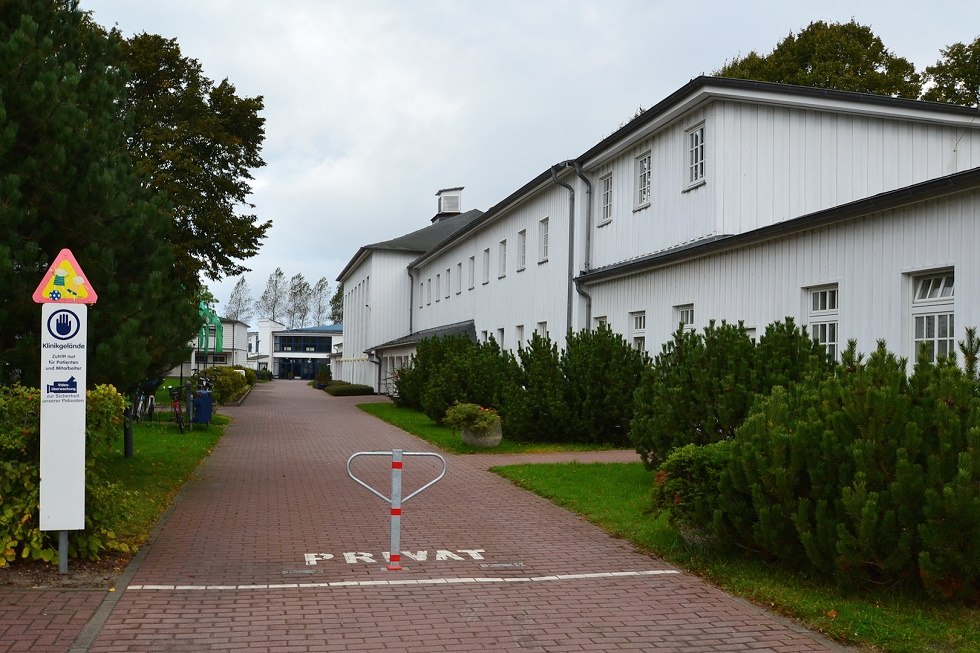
xmin=126 ymin=569 xmax=680 ymax=592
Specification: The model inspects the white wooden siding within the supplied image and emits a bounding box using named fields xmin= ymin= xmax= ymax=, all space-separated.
xmin=588 ymin=190 xmax=980 ymax=364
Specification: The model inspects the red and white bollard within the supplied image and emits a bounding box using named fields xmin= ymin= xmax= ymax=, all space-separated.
xmin=346 ymin=449 xmax=447 ymax=571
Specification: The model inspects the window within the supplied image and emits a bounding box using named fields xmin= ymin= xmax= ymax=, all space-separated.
xmin=635 ymin=151 xmax=651 ymax=207
xmin=675 ymin=304 xmax=695 ymax=332
xmin=445 ymin=268 xmax=451 ymax=299
xmin=686 ymin=123 xmax=705 ymax=188
xmin=482 ymin=248 xmax=490 ymax=284
xmin=538 ymin=218 xmax=549 ymax=262
xmin=468 ymin=256 xmax=475 ymax=289
xmin=515 ymin=324 xmax=525 ymax=348
xmin=435 ymin=274 xmax=440 ymax=302
xmin=912 ymin=272 xmax=955 ymax=363
xmin=498 ymin=239 xmax=507 ymax=278
xmin=599 ymin=174 xmax=613 ymax=224
xmin=594 ymin=315 xmax=608 ymax=330
xmin=807 ymin=285 xmax=839 ymax=361
xmin=419 ymin=282 xmax=424 ymax=308
xmin=630 ymin=311 xmax=646 ymax=352
xmin=497 ymin=328 xmax=504 ymax=346
xmin=456 ymin=262 xmax=462 ymax=294
xmin=536 ymin=321 xmax=549 ymax=339
xmin=517 ymin=230 xmax=527 ymax=271
xmin=480 ymin=330 xmax=488 ymax=343
xmin=426 ymin=278 xmax=431 ymax=305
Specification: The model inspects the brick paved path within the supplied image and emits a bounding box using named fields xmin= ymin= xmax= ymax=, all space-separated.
xmin=5 ymin=381 xmax=850 ymax=652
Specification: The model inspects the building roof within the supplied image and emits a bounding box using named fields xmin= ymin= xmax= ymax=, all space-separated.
xmin=276 ymin=324 xmax=343 ymax=335
xmin=337 ymin=209 xmax=484 ymax=281
xmin=369 ymin=320 xmax=477 ymax=352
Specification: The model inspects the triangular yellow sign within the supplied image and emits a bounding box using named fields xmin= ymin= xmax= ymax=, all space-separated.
xmin=33 ymin=249 xmax=99 ymax=304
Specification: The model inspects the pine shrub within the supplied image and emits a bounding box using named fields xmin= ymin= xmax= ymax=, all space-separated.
xmin=503 ymin=333 xmax=567 ymax=442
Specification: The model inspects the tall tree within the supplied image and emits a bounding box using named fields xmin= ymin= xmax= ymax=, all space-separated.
xmin=0 ymin=0 xmax=199 ymax=390
xmin=922 ymin=37 xmax=980 ymax=106
xmin=119 ymin=33 xmax=271 ymax=285
xmin=255 ymin=267 xmax=287 ymax=323
xmin=716 ymin=20 xmax=921 ymax=98
xmin=286 ymin=273 xmax=310 ymax=328
xmin=223 ymin=276 xmax=253 ymax=323
xmin=310 ymin=277 xmax=331 ymax=326
xmin=329 ymin=282 xmax=344 ymax=324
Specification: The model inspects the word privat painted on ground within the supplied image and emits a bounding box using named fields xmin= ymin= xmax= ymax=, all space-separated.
xmin=305 ymin=549 xmax=486 ymax=565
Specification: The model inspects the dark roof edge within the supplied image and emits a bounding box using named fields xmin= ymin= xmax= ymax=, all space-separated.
xmin=578 ymin=166 xmax=980 ymax=284
xmin=369 ymin=320 xmax=477 ymax=352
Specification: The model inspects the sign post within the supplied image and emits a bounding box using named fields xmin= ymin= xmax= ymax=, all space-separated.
xmin=32 ymin=249 xmax=98 ymax=574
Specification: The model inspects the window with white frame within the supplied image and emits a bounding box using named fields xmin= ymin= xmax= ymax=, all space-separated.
xmin=685 ymin=123 xmax=705 ymax=188
xmin=480 ymin=330 xmax=488 ymax=342
xmin=515 ymin=324 xmax=525 ymax=348
xmin=594 ymin=315 xmax=608 ymax=330
xmin=456 ymin=262 xmax=462 ymax=294
xmin=445 ymin=268 xmax=451 ymax=299
xmin=517 ymin=229 xmax=526 ymax=271
xmin=912 ymin=272 xmax=955 ymax=363
xmin=635 ymin=151 xmax=651 ymax=208
xmin=498 ymin=239 xmax=507 ymax=277
xmin=497 ymin=328 xmax=504 ymax=346
xmin=599 ymin=174 xmax=613 ymax=224
xmin=468 ymin=256 xmax=475 ymax=289
xmin=807 ymin=285 xmax=839 ymax=361
xmin=435 ymin=274 xmax=440 ymax=302
xmin=426 ymin=278 xmax=431 ymax=305
xmin=538 ymin=218 xmax=549 ymax=262
xmin=419 ymin=281 xmax=423 ymax=308
xmin=482 ymin=248 xmax=490 ymax=284
xmin=536 ymin=321 xmax=549 ymax=339
xmin=675 ymin=303 xmax=695 ymax=332
xmin=630 ymin=311 xmax=646 ymax=351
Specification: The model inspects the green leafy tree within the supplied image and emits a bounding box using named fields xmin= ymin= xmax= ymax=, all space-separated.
xmin=329 ymin=282 xmax=344 ymax=324
xmin=310 ymin=277 xmax=331 ymax=326
xmin=223 ymin=276 xmax=253 ymax=323
xmin=118 ymin=32 xmax=270 ymax=284
xmin=0 ymin=0 xmax=199 ymax=390
xmin=717 ymin=20 xmax=921 ymax=98
xmin=255 ymin=267 xmax=286 ymax=322
xmin=922 ymin=37 xmax=980 ymax=106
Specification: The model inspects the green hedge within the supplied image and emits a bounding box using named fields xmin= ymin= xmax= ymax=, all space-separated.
xmin=0 ymin=384 xmax=129 ymax=565
xmin=324 ymin=382 xmax=375 ymax=396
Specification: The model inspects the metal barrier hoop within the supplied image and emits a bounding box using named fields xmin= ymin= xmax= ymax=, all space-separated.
xmin=345 ymin=449 xmax=447 ymax=571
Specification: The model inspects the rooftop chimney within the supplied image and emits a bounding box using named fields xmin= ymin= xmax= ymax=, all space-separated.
xmin=434 ymin=187 xmax=463 ymax=221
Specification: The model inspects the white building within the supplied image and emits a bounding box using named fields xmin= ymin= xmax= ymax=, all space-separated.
xmin=340 ymin=77 xmax=980 ymax=393
xmin=247 ymin=318 xmax=342 ymax=380
xmin=170 ymin=317 xmax=250 ymax=378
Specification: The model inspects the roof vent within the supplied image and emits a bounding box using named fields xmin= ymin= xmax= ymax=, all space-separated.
xmin=435 ymin=187 xmax=463 ymax=216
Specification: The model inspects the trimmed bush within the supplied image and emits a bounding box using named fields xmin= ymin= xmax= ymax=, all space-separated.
xmin=652 ymin=440 xmax=734 ymax=537
xmin=324 ymin=382 xmax=375 ymax=396
xmin=715 ymin=341 xmax=979 ymax=600
xmin=196 ymin=366 xmax=249 ymax=404
xmin=0 ymin=384 xmax=129 ymax=566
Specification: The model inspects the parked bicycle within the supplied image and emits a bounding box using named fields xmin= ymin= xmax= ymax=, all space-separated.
xmin=133 ymin=379 xmax=160 ymax=423
xmin=168 ymin=386 xmax=185 ymax=433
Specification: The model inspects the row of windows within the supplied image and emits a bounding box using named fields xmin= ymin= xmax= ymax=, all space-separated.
xmin=598 ymin=122 xmax=705 ymax=226
xmin=599 ymin=272 xmax=955 ymax=363
xmin=479 ymin=321 xmax=550 ymax=349
xmin=420 ymin=218 xmax=550 ymax=308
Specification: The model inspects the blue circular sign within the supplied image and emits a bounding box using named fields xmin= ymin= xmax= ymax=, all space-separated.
xmin=47 ymin=309 xmax=81 ymax=341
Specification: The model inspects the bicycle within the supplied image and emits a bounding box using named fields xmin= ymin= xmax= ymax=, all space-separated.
xmin=168 ymin=386 xmax=185 ymax=433
xmin=133 ymin=387 xmax=156 ymax=423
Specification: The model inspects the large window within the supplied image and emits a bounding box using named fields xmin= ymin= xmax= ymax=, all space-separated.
xmin=807 ymin=285 xmax=839 ymax=361
xmin=912 ymin=272 xmax=955 ymax=363
xmin=599 ymin=174 xmax=613 ymax=224
xmin=686 ymin=123 xmax=705 ymax=188
xmin=635 ymin=151 xmax=651 ymax=208
xmin=675 ymin=304 xmax=695 ymax=332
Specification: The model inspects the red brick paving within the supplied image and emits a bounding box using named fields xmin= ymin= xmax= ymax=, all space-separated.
xmin=2 ymin=381 xmax=850 ymax=652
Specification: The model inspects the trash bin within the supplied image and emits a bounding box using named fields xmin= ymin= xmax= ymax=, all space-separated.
xmin=192 ymin=390 xmax=212 ymax=424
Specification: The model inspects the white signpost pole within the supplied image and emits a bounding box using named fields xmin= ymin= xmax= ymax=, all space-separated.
xmin=33 ymin=249 xmax=98 ymax=574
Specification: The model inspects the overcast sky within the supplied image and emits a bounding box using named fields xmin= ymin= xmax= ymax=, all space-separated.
xmin=81 ymin=0 xmax=980 ymax=318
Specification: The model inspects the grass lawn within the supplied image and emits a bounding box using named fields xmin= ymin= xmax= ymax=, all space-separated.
xmin=492 ymin=462 xmax=978 ymax=653
xmin=357 ymin=402 xmax=615 ymax=454
xmin=358 ymin=402 xmax=978 ymax=653
xmin=103 ymin=414 xmax=226 ymax=546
